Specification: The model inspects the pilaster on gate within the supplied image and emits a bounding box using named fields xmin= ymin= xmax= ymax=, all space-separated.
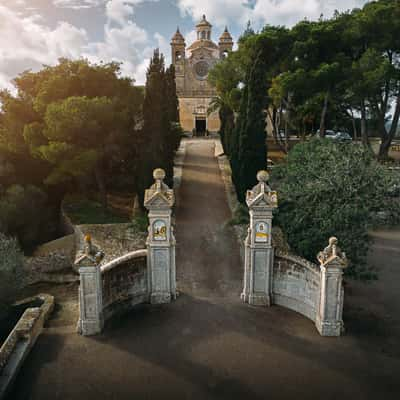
xmin=144 ymin=168 xmax=177 ymax=304
xmin=75 ymin=235 xmax=105 ymax=336
xmin=241 ymin=170 xmax=278 ymax=306
xmin=316 ymin=237 xmax=348 ymax=336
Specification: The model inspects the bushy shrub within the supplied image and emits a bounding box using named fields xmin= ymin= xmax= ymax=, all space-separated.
xmin=271 ymin=139 xmax=400 ymax=279
xmin=0 ymin=233 xmax=23 ymax=319
xmin=0 ymin=184 xmax=57 ymax=251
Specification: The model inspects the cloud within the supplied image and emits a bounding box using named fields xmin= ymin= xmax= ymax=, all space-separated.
xmin=176 ymin=0 xmax=369 ymax=28
xmin=0 ymin=5 xmax=88 ymax=91
xmin=53 ymin=0 xmax=104 ymax=9
xmin=0 ymin=2 xmax=167 ymax=88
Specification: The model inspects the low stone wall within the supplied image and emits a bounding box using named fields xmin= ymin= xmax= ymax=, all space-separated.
xmin=24 ymin=234 xmax=77 ymax=284
xmin=74 ymin=224 xmax=147 ymax=267
xmin=273 ymin=253 xmax=321 ymax=322
xmin=0 ymin=294 xmax=54 ymax=399
xmin=101 ymin=250 xmax=148 ymax=322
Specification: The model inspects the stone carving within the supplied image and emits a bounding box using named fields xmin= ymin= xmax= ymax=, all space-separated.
xmin=317 ymin=237 xmax=348 ymax=268
xmin=144 ymin=168 xmax=175 ymax=210
xmin=74 ymin=234 xmax=104 ymax=267
xmin=246 ymin=170 xmax=278 ymax=209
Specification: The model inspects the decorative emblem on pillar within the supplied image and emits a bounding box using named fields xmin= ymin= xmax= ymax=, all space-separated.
xmin=241 ymin=170 xmax=278 ymax=306
xmin=144 ymin=168 xmax=176 ymax=304
xmin=316 ymin=237 xmax=348 ymax=336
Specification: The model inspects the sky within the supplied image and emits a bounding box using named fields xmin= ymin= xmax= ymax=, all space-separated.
xmin=0 ymin=0 xmax=369 ymax=90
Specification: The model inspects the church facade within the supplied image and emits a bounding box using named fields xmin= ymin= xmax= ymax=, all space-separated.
xmin=171 ymin=15 xmax=234 ymax=134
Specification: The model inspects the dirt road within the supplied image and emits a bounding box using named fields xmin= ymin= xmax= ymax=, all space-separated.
xmin=9 ymin=139 xmax=400 ymax=400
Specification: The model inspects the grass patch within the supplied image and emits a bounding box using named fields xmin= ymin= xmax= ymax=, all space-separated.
xmin=63 ymin=195 xmax=130 ymax=225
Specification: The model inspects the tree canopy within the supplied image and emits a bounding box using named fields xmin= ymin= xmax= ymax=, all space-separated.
xmin=210 ymin=0 xmax=400 ymax=163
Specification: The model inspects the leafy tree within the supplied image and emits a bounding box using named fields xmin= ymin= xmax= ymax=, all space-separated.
xmin=355 ymin=0 xmax=400 ymax=158
xmin=0 ymin=59 xmax=144 ymax=209
xmin=272 ymin=139 xmax=399 ymax=279
xmin=0 ymin=233 xmax=23 ymax=320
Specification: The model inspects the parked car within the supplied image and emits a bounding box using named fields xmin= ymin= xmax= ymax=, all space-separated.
xmin=316 ymin=129 xmax=352 ymax=142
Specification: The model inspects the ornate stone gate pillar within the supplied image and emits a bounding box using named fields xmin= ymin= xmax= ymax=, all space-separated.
xmin=316 ymin=237 xmax=348 ymax=336
xmin=144 ymin=168 xmax=176 ymax=304
xmin=76 ymin=235 xmax=105 ymax=336
xmin=241 ymin=171 xmax=278 ymax=306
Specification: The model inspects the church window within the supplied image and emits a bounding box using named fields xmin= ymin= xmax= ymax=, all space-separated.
xmin=195 ymin=61 xmax=209 ymax=78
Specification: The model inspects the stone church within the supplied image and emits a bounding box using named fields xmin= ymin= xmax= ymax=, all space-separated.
xmin=171 ymin=15 xmax=234 ymax=135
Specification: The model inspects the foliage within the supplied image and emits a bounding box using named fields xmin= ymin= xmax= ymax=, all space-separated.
xmin=228 ymin=203 xmax=250 ymax=226
xmin=0 ymin=184 xmax=57 ymax=251
xmin=210 ymin=0 xmax=400 ymax=160
xmin=139 ymin=49 xmax=181 ymax=198
xmin=0 ymin=59 xmax=144 ymax=210
xmin=234 ymin=48 xmax=268 ymax=202
xmin=271 ymin=139 xmax=400 ymax=279
xmin=0 ymin=233 xmax=23 ymax=319
xmin=62 ymin=196 xmax=129 ymax=225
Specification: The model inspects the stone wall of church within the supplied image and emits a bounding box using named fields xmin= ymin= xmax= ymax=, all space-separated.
xmin=179 ymin=97 xmax=220 ymax=132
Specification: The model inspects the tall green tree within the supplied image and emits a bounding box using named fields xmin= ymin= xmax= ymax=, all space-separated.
xmin=140 ymin=50 xmax=181 ymax=196
xmin=0 ymin=59 xmax=144 ymax=208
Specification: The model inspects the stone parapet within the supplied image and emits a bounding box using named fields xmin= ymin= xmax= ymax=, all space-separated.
xmin=0 ymin=294 xmax=54 ymax=399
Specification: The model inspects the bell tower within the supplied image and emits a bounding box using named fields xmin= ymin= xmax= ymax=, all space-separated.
xmin=171 ymin=27 xmax=185 ymax=65
xmin=196 ymin=14 xmax=212 ymax=40
xmin=219 ymin=26 xmax=233 ymax=58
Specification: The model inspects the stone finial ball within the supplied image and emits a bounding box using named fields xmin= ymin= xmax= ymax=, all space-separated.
xmin=153 ymin=168 xmax=166 ymax=181
xmin=257 ymin=170 xmax=269 ymax=183
xmin=329 ymin=236 xmax=338 ymax=245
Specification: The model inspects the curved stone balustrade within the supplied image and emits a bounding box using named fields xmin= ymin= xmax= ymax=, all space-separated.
xmin=273 ymin=253 xmax=321 ymax=323
xmin=101 ymin=250 xmax=148 ymax=322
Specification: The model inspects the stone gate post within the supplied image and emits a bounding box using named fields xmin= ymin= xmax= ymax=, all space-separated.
xmin=76 ymin=235 xmax=105 ymax=336
xmin=144 ymin=168 xmax=176 ymax=304
xmin=241 ymin=171 xmax=278 ymax=306
xmin=316 ymin=237 xmax=348 ymax=336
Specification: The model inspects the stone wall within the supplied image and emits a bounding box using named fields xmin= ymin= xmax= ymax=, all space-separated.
xmin=74 ymin=224 xmax=147 ymax=267
xmin=0 ymin=294 xmax=54 ymax=399
xmin=101 ymin=250 xmax=148 ymax=322
xmin=273 ymin=253 xmax=321 ymax=322
xmin=23 ymin=234 xmax=78 ymax=285
xmin=179 ymin=97 xmax=220 ymax=132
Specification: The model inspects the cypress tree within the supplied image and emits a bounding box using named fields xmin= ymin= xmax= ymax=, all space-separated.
xmin=230 ymin=69 xmax=249 ymax=198
xmin=139 ymin=49 xmax=167 ymax=199
xmin=139 ymin=50 xmax=181 ymax=197
xmin=232 ymin=49 xmax=267 ymax=203
xmin=237 ymin=51 xmax=267 ymax=202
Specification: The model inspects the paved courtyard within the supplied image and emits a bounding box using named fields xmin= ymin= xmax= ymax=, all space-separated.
xmin=10 ymin=139 xmax=400 ymax=400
